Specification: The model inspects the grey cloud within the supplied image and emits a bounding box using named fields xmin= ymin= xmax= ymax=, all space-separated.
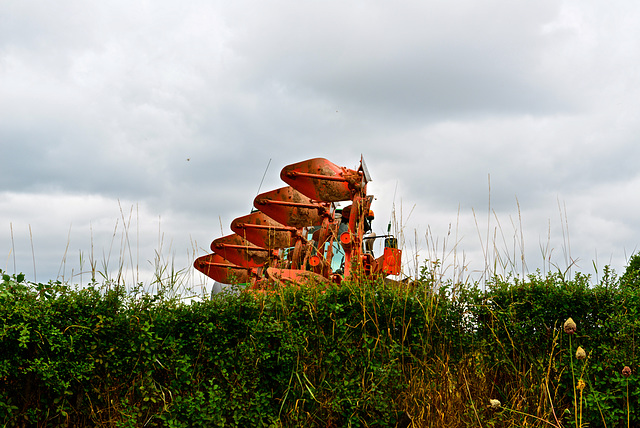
xmin=226 ymin=1 xmax=566 ymax=121
xmin=3 ymin=0 xmax=640 ymax=283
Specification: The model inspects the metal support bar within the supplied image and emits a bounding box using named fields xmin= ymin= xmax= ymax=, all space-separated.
xmin=235 ymin=223 xmax=298 ymax=233
xmin=255 ymin=199 xmax=328 ymax=212
xmin=284 ymin=171 xmax=349 ymax=182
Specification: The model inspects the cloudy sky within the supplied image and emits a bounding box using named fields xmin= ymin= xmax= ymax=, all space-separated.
xmin=2 ymin=1 xmax=640 ymax=293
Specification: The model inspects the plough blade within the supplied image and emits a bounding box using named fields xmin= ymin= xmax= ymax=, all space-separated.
xmin=194 ymin=253 xmax=250 ymax=284
xmin=266 ymin=267 xmax=331 ymax=287
xmin=280 ymin=157 xmax=363 ymax=202
xmin=210 ymin=233 xmax=271 ymax=269
xmin=231 ymin=211 xmax=299 ymax=250
xmin=253 ymin=186 xmax=327 ymax=228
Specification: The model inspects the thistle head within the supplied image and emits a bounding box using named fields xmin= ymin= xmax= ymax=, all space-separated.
xmin=564 ymin=317 xmax=577 ymax=334
xmin=575 ymin=346 xmax=586 ymax=360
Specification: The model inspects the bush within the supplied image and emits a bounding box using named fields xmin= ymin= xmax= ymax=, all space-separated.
xmin=0 ymin=268 xmax=638 ymax=427
xmin=620 ymin=252 xmax=640 ymax=288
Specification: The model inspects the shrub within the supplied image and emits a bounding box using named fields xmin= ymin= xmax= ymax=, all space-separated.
xmin=620 ymin=252 xmax=640 ymax=288
xmin=1 ymin=268 xmax=638 ymax=427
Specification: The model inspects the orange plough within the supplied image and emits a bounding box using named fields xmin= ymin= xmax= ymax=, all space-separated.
xmin=194 ymin=156 xmax=402 ymax=289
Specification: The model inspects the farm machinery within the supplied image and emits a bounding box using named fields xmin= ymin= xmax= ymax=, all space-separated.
xmin=194 ymin=157 xmax=402 ymax=289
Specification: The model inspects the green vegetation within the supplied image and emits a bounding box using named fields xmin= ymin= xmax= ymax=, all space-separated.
xmin=1 ymin=257 xmax=639 ymax=427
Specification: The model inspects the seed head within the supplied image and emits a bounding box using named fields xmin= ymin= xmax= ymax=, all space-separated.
xmin=622 ymin=366 xmax=632 ymax=377
xmin=576 ymin=379 xmax=586 ymax=391
xmin=575 ymin=346 xmax=586 ymax=360
xmin=489 ymin=399 xmax=501 ymax=409
xmin=564 ymin=317 xmax=577 ymax=334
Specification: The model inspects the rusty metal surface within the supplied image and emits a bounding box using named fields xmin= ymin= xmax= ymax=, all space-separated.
xmin=254 ymin=186 xmax=327 ymax=228
xmin=231 ymin=211 xmax=298 ymax=250
xmin=193 ymin=253 xmax=250 ymax=284
xmin=280 ymin=158 xmax=362 ymax=202
xmin=210 ymin=233 xmax=272 ymax=269
xmin=266 ymin=267 xmax=330 ymax=287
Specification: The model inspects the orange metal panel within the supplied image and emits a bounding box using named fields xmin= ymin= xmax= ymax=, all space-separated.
xmin=266 ymin=267 xmax=330 ymax=287
xmin=280 ymin=157 xmax=363 ymax=202
xmin=210 ymin=233 xmax=271 ymax=269
xmin=231 ymin=211 xmax=298 ymax=250
xmin=193 ymin=253 xmax=250 ymax=284
xmin=253 ymin=186 xmax=327 ymax=228
xmin=382 ymin=247 xmax=402 ymax=276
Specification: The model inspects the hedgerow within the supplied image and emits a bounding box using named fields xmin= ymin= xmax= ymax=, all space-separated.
xmin=1 ymin=259 xmax=639 ymax=427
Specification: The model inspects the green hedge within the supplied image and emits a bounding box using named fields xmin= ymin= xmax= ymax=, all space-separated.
xmin=1 ymin=262 xmax=639 ymax=427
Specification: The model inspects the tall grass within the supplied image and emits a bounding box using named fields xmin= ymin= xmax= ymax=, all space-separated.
xmin=4 ymin=191 xmax=604 ymax=302
xmin=6 ymin=202 xmax=210 ymax=301
xmin=3 ymin=197 xmax=638 ymax=426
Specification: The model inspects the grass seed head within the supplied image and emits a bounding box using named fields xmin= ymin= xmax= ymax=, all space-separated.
xmin=564 ymin=317 xmax=577 ymax=334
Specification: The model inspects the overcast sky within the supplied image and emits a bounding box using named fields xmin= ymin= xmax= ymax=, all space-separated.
xmin=2 ymin=1 xmax=640 ymax=293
